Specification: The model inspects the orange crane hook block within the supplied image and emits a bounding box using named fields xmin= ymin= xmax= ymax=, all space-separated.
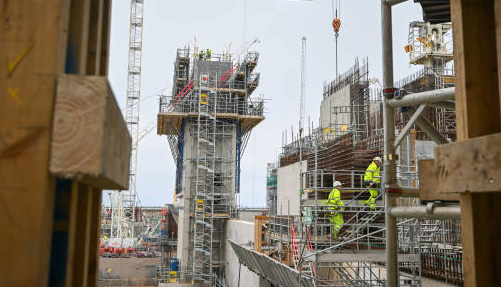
xmin=332 ymin=18 xmax=341 ymax=33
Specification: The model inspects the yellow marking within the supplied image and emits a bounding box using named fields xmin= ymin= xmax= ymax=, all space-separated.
xmin=8 ymin=88 xmax=22 ymax=105
xmin=5 ymin=41 xmax=36 ymax=78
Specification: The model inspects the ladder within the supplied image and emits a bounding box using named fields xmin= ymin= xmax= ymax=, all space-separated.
xmin=341 ymin=207 xmax=384 ymax=242
xmin=192 ymin=83 xmax=217 ymax=285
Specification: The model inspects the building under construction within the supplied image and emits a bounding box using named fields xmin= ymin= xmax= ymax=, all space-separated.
xmin=230 ymin=18 xmax=463 ymax=287
xmin=157 ymin=47 xmax=264 ymax=285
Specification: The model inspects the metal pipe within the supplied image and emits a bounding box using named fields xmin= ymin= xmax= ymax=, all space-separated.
xmin=394 ymin=104 xmax=426 ymax=148
xmin=403 ymin=107 xmax=449 ymax=144
xmin=388 ymin=87 xmax=455 ymax=108
xmin=389 ymin=205 xmax=460 ymax=220
xmin=428 ymin=100 xmax=456 ymax=110
xmin=384 ymin=0 xmax=409 ymax=5
xmin=382 ymin=1 xmax=398 ymax=286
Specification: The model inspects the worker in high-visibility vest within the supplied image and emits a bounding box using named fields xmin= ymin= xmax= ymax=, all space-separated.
xmin=198 ymin=50 xmax=204 ymax=60
xmin=206 ymin=49 xmax=211 ymax=60
xmin=327 ymin=181 xmax=345 ymax=239
xmin=364 ymin=156 xmax=382 ymax=209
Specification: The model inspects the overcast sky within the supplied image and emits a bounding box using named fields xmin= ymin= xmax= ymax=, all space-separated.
xmin=106 ymin=0 xmax=423 ymax=207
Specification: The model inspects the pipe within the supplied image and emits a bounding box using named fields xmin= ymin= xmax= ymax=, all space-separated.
xmin=389 ymin=205 xmax=461 ymax=220
xmin=394 ymin=104 xmax=426 ymax=148
xmin=402 ymin=107 xmax=449 ymax=144
xmin=428 ymin=100 xmax=456 ymax=110
xmin=382 ymin=1 xmax=398 ymax=286
xmin=388 ymin=87 xmax=455 ymax=108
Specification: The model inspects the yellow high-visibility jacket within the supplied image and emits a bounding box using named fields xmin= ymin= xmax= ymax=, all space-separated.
xmin=327 ymin=188 xmax=344 ymax=212
xmin=364 ymin=161 xmax=380 ymax=184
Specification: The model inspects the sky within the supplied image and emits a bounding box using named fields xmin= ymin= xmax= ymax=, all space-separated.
xmin=106 ymin=0 xmax=423 ymax=207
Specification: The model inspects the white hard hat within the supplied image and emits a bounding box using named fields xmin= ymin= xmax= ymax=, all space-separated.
xmin=333 ymin=181 xmax=342 ymax=187
xmin=373 ymin=156 xmax=382 ymax=162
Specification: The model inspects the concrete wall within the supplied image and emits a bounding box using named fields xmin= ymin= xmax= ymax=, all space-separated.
xmin=276 ymin=161 xmax=307 ymax=216
xmin=225 ymin=220 xmax=260 ymax=287
xmin=320 ymin=84 xmax=351 ymax=130
xmin=177 ymin=121 xmax=196 ymax=275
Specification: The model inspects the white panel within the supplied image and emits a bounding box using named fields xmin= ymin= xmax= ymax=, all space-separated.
xmin=276 ymin=161 xmax=307 ymax=216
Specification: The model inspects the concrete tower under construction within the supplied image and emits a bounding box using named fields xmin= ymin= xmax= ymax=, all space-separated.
xmin=157 ymin=47 xmax=264 ymax=285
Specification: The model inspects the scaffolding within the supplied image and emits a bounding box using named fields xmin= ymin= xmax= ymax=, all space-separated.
xmin=252 ymin=48 xmax=464 ymax=285
xmin=266 ymin=163 xmax=278 ymax=216
xmin=157 ymin=47 xmax=264 ymax=286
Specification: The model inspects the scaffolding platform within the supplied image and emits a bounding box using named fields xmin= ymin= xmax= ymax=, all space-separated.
xmin=158 ymin=112 xmax=264 ymax=135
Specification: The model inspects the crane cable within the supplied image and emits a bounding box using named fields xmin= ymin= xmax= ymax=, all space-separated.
xmin=332 ymin=0 xmax=342 ymax=77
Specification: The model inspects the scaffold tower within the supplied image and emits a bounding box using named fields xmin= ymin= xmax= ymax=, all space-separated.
xmin=157 ymin=47 xmax=264 ymax=285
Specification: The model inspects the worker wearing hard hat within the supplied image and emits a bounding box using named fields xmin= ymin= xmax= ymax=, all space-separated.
xmin=364 ymin=156 xmax=382 ymax=209
xmin=327 ymin=181 xmax=345 ymax=239
xmin=206 ymin=49 xmax=211 ymax=61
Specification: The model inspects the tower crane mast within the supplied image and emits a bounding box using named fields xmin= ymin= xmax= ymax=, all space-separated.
xmin=111 ymin=0 xmax=145 ymax=239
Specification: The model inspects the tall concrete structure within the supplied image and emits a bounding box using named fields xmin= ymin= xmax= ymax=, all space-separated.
xmin=157 ymin=47 xmax=264 ymax=285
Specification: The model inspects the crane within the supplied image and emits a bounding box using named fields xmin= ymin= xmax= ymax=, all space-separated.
xmin=300 ymin=36 xmax=306 ymax=137
xmin=110 ymin=0 xmax=145 ymax=239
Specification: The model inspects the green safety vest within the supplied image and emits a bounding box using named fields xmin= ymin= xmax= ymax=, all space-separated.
xmin=364 ymin=161 xmax=380 ymax=183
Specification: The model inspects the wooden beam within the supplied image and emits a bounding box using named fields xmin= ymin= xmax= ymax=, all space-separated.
xmin=0 ymin=0 xmax=67 ymax=285
xmin=86 ymin=0 xmax=103 ymax=75
xmin=68 ymin=183 xmax=92 ymax=287
xmin=496 ymin=0 xmax=501 ymax=128
xmin=451 ymin=0 xmax=501 ymax=286
xmin=418 ymin=133 xmax=501 ymax=195
xmin=50 ymin=75 xmax=131 ymax=190
xmin=87 ymin=188 xmax=102 ymax=287
xmin=99 ymin=0 xmax=112 ymax=76
xmin=418 ymin=159 xmax=460 ymax=201
xmin=452 ymin=0 xmax=501 ymax=140
xmin=67 ymin=0 xmax=92 ymax=75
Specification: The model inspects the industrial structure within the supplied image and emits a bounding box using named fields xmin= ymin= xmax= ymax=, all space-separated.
xmin=230 ymin=8 xmax=463 ymax=287
xmin=157 ymin=47 xmax=264 ymax=285
xmin=109 ymin=0 xmax=145 ymax=239
xmin=3 ymin=1 xmax=501 ymax=287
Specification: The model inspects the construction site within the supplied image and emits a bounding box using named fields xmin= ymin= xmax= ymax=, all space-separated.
xmin=1 ymin=1 xmax=501 ymax=287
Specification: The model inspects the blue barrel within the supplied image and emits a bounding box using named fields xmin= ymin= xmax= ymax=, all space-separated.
xmin=170 ymin=258 xmax=179 ymax=271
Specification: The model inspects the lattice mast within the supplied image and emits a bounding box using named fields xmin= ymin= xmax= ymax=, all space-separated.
xmin=300 ymin=37 xmax=306 ymax=137
xmin=113 ymin=0 xmax=145 ymax=238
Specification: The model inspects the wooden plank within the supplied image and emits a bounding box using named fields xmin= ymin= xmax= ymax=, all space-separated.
xmin=431 ymin=133 xmax=501 ymax=193
xmin=70 ymin=183 xmax=92 ymax=287
xmin=65 ymin=181 xmax=79 ymax=286
xmin=459 ymin=192 xmax=501 ymax=287
xmin=49 ymin=179 xmax=73 ymax=287
xmin=418 ymin=159 xmax=460 ymax=201
xmin=452 ymin=0 xmax=501 ymax=141
xmin=67 ymin=0 xmax=92 ymax=75
xmin=50 ymin=75 xmax=131 ymax=190
xmin=87 ymin=188 xmax=102 ymax=287
xmin=86 ymin=0 xmax=103 ymax=75
xmin=496 ymin=0 xmax=501 ymax=127
xmin=0 ymin=0 xmax=66 ymax=285
xmin=451 ymin=1 xmax=501 ymax=286
xmin=99 ymin=0 xmax=112 ymax=76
